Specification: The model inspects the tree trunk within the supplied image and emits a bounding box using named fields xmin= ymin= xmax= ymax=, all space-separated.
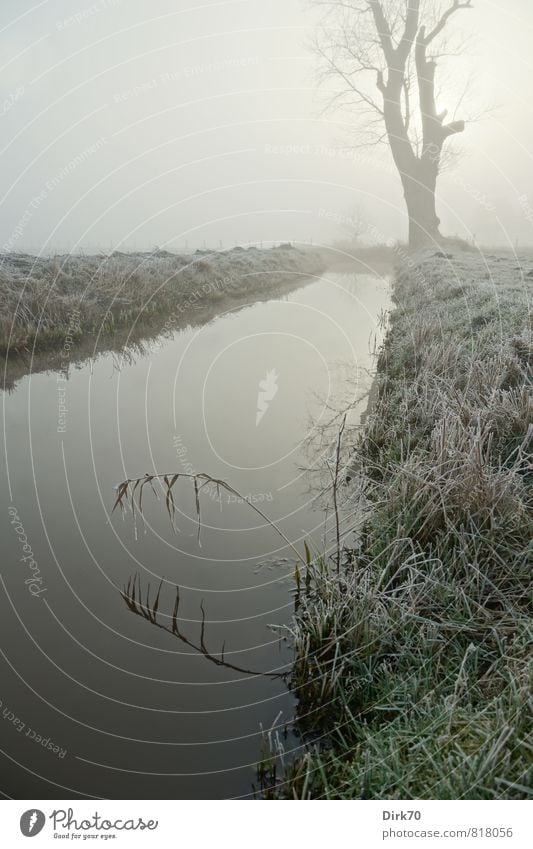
xmin=384 ymin=97 xmax=442 ymax=249
xmin=403 ymin=163 xmax=441 ymax=249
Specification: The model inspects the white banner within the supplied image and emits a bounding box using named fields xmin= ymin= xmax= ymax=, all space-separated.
xmin=1 ymin=800 xmax=530 ymax=848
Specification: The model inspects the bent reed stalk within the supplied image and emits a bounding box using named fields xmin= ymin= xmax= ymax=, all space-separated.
xmin=112 ymin=470 xmax=306 ymax=566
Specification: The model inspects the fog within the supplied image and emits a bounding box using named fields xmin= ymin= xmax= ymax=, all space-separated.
xmin=1 ymin=0 xmax=532 ymax=253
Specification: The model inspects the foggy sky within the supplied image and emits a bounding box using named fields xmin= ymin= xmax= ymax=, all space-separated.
xmin=1 ymin=0 xmax=532 ymax=253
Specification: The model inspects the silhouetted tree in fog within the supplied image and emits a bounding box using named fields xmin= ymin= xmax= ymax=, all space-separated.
xmin=314 ymin=0 xmax=474 ymax=248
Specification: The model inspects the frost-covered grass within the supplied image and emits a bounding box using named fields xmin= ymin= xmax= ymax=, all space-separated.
xmin=272 ymin=249 xmax=532 ymax=800
xmin=0 ymin=245 xmax=325 ymax=356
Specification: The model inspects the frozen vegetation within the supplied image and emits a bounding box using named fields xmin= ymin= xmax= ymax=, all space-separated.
xmin=271 ymin=249 xmax=532 ymax=799
xmin=0 ymin=244 xmax=325 ymax=357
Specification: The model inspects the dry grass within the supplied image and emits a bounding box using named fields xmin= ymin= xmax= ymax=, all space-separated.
xmin=0 ymin=245 xmax=325 ymax=356
xmin=268 ymin=249 xmax=532 ymax=799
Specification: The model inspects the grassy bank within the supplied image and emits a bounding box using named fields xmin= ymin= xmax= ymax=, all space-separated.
xmin=0 ymin=244 xmax=325 ymax=357
xmin=276 ymin=250 xmax=532 ymax=799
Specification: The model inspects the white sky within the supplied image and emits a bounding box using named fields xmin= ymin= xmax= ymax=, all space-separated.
xmin=0 ymin=0 xmax=532 ymax=252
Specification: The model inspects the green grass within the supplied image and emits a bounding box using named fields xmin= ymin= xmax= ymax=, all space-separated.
xmin=271 ymin=250 xmax=532 ymax=800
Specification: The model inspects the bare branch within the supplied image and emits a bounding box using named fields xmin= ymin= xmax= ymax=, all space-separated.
xmin=422 ymin=0 xmax=473 ymax=46
xmin=369 ymin=0 xmax=395 ymax=64
xmin=316 ymin=43 xmax=385 ymax=115
xmin=395 ymin=0 xmax=421 ymax=67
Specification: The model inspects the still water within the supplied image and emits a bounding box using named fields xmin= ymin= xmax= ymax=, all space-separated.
xmin=1 ymin=270 xmax=389 ymax=799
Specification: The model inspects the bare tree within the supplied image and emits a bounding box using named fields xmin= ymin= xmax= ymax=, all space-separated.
xmin=314 ymin=0 xmax=474 ymax=248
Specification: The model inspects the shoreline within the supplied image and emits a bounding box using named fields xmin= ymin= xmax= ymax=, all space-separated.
xmin=272 ymin=248 xmax=532 ymax=799
xmin=0 ymin=245 xmax=325 ymax=359
xmin=0 ymin=245 xmax=326 ymax=391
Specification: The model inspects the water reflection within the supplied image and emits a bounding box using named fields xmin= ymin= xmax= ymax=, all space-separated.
xmin=1 ymin=275 xmax=318 ymax=393
xmin=0 ymin=269 xmax=389 ymax=798
xmin=122 ymin=574 xmax=286 ymax=680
